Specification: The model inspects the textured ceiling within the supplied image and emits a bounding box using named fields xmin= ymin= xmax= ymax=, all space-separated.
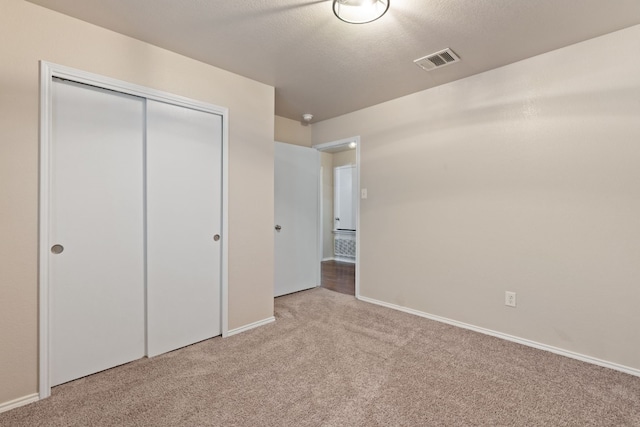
xmin=26 ymin=0 xmax=640 ymax=122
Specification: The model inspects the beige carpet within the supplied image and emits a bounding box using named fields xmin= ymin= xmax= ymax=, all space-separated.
xmin=2 ymin=288 xmax=640 ymax=426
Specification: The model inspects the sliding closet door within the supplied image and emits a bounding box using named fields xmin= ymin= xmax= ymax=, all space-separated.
xmin=146 ymin=100 xmax=222 ymax=357
xmin=50 ymin=78 xmax=145 ymax=386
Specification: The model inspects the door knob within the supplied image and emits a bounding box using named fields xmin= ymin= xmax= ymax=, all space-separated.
xmin=51 ymin=244 xmax=64 ymax=254
xmin=335 ymin=217 xmax=340 ymax=221
xmin=213 ymin=234 xmax=220 ymax=241
xmin=275 ymin=225 xmax=282 ymax=231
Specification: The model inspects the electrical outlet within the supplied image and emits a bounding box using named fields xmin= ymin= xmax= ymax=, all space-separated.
xmin=505 ymin=291 xmax=516 ymax=307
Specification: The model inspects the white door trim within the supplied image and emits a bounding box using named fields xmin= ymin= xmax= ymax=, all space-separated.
xmin=39 ymin=61 xmax=230 ymax=399
xmin=318 ymin=164 xmax=324 ymax=286
xmin=312 ymin=137 xmax=361 ymax=298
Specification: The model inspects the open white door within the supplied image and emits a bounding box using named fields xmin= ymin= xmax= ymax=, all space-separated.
xmin=274 ymin=142 xmax=320 ymax=297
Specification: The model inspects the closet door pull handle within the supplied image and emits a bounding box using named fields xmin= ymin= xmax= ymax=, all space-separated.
xmin=51 ymin=244 xmax=64 ymax=254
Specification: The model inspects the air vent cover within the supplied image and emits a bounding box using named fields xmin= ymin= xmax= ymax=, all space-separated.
xmin=414 ymin=48 xmax=460 ymax=71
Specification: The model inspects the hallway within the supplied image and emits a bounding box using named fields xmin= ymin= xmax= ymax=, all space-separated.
xmin=320 ymin=260 xmax=355 ymax=296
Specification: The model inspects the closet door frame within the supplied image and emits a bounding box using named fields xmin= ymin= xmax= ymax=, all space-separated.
xmin=38 ymin=61 xmax=230 ymax=399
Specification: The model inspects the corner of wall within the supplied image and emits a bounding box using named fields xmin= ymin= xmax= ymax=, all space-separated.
xmin=274 ymin=115 xmax=312 ymax=147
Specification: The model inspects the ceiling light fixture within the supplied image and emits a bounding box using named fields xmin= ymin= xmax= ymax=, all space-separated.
xmin=333 ymin=0 xmax=389 ymax=24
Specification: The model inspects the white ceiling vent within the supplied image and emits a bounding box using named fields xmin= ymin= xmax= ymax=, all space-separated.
xmin=414 ymin=48 xmax=460 ymax=71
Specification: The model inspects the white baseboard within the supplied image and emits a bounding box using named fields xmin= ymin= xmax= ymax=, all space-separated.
xmin=357 ymin=295 xmax=640 ymax=378
xmin=321 ymin=256 xmax=356 ymax=264
xmin=333 ymin=257 xmax=356 ymax=264
xmin=0 ymin=393 xmax=39 ymax=414
xmin=225 ymin=316 xmax=275 ymax=337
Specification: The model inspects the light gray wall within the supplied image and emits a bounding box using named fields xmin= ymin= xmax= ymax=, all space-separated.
xmin=312 ymin=25 xmax=640 ymax=371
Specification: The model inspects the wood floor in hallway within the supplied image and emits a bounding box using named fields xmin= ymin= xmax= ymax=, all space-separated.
xmin=320 ymin=260 xmax=355 ymax=296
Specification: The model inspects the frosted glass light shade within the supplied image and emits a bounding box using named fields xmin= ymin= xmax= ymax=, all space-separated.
xmin=333 ymin=0 xmax=390 ymax=24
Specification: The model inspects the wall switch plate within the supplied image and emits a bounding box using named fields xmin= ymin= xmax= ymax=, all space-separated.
xmin=361 ymin=188 xmax=367 ymax=199
xmin=505 ymin=291 xmax=516 ymax=307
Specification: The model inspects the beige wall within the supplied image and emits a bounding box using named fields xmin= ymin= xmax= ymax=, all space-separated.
xmin=0 ymin=0 xmax=274 ymax=405
xmin=313 ymin=25 xmax=640 ymax=371
xmin=332 ymin=149 xmax=356 ymax=167
xmin=275 ymin=115 xmax=312 ymax=147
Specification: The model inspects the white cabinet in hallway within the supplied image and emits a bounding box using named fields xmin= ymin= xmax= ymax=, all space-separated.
xmin=334 ymin=165 xmax=357 ymax=231
xmin=333 ymin=165 xmax=357 ymax=261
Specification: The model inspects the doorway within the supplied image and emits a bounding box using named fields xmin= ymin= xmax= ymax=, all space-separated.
xmin=313 ymin=137 xmax=360 ymax=297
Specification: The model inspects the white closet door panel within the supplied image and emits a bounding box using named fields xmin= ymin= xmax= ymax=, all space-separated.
xmin=274 ymin=142 xmax=320 ymax=297
xmin=146 ymin=100 xmax=222 ymax=357
xmin=50 ymin=79 xmax=145 ymax=386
